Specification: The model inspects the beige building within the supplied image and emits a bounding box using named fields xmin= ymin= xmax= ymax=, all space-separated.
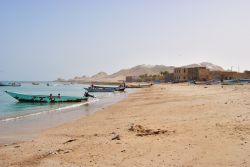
xmin=174 ymin=66 xmax=250 ymax=83
xmin=187 ymin=67 xmax=210 ymax=81
xmin=126 ymin=76 xmax=141 ymax=82
xmin=174 ymin=67 xmax=210 ymax=82
xmin=209 ymin=71 xmax=250 ymax=80
xmin=173 ymin=68 xmax=188 ymax=82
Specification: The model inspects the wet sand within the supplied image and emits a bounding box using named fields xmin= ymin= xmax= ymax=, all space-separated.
xmin=1 ymin=84 xmax=250 ymax=167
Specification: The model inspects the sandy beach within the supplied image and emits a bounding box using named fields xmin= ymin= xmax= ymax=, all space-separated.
xmin=1 ymin=84 xmax=250 ymax=167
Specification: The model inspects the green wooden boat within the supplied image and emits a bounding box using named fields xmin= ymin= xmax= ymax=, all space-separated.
xmin=5 ymin=91 xmax=89 ymax=103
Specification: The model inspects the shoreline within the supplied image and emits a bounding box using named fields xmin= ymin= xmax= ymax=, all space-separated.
xmin=1 ymin=84 xmax=250 ymax=166
xmin=0 ymin=90 xmax=134 ymax=145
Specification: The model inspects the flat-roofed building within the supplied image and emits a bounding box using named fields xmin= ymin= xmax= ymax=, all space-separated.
xmin=174 ymin=68 xmax=188 ymax=82
xmin=188 ymin=67 xmax=210 ymax=81
xmin=209 ymin=70 xmax=250 ymax=81
xmin=126 ymin=76 xmax=140 ymax=82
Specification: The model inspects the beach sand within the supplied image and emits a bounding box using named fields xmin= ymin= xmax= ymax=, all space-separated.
xmin=1 ymin=84 xmax=250 ymax=167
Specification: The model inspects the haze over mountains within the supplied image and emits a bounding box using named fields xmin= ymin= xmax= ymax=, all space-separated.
xmin=61 ymin=62 xmax=224 ymax=83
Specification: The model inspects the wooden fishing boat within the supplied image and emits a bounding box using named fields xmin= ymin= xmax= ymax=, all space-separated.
xmin=0 ymin=82 xmax=10 ymax=86
xmin=221 ymin=79 xmax=250 ymax=85
xmin=5 ymin=91 xmax=89 ymax=103
xmin=190 ymin=80 xmax=221 ymax=85
xmin=12 ymin=82 xmax=22 ymax=87
xmin=32 ymin=82 xmax=40 ymax=85
xmin=126 ymin=83 xmax=153 ymax=88
xmin=0 ymin=82 xmax=21 ymax=87
xmin=46 ymin=83 xmax=52 ymax=86
xmin=84 ymin=85 xmax=125 ymax=92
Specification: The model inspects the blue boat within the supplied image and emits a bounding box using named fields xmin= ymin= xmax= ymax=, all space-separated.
xmin=5 ymin=91 xmax=90 ymax=103
xmin=222 ymin=79 xmax=250 ymax=85
xmin=0 ymin=82 xmax=21 ymax=87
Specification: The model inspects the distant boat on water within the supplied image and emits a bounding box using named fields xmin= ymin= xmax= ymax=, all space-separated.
xmin=32 ymin=82 xmax=40 ymax=85
xmin=46 ymin=83 xmax=52 ymax=86
xmin=0 ymin=82 xmax=21 ymax=87
xmin=5 ymin=91 xmax=92 ymax=103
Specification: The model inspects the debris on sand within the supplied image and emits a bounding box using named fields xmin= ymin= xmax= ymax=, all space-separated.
xmin=112 ymin=134 xmax=121 ymax=140
xmin=51 ymin=149 xmax=73 ymax=155
xmin=63 ymin=139 xmax=77 ymax=144
xmin=128 ymin=124 xmax=175 ymax=137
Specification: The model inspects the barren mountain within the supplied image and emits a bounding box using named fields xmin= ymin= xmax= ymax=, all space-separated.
xmin=91 ymin=72 xmax=108 ymax=79
xmin=109 ymin=65 xmax=174 ymax=78
xmin=182 ymin=62 xmax=224 ymax=71
xmin=65 ymin=62 xmax=224 ymax=83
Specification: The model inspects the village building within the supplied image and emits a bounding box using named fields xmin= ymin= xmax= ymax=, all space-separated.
xmin=209 ymin=71 xmax=250 ymax=81
xmin=125 ymin=76 xmax=141 ymax=82
xmin=187 ymin=67 xmax=210 ymax=81
xmin=173 ymin=68 xmax=188 ymax=82
xmin=174 ymin=67 xmax=250 ymax=83
xmin=126 ymin=67 xmax=250 ymax=83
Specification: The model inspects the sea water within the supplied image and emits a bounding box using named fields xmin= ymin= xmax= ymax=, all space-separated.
xmin=0 ymin=82 xmax=122 ymax=120
xmin=0 ymin=82 xmax=133 ymax=143
xmin=0 ymin=83 xmax=84 ymax=120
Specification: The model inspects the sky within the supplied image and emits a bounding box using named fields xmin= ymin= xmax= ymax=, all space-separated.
xmin=1 ymin=0 xmax=250 ymax=81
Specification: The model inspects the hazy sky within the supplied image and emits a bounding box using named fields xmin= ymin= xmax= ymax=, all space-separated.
xmin=1 ymin=0 xmax=250 ymax=81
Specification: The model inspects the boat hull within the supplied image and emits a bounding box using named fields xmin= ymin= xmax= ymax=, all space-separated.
xmin=84 ymin=85 xmax=126 ymax=92
xmin=0 ymin=82 xmax=21 ymax=87
xmin=84 ymin=87 xmax=114 ymax=92
xmin=126 ymin=84 xmax=152 ymax=88
xmin=222 ymin=79 xmax=250 ymax=85
xmin=5 ymin=91 xmax=88 ymax=103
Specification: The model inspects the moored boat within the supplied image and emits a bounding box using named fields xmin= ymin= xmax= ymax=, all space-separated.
xmin=189 ymin=80 xmax=221 ymax=85
xmin=46 ymin=83 xmax=51 ymax=86
xmin=5 ymin=91 xmax=90 ymax=103
xmin=32 ymin=82 xmax=40 ymax=85
xmin=126 ymin=83 xmax=153 ymax=88
xmin=0 ymin=82 xmax=21 ymax=87
xmin=221 ymin=79 xmax=250 ymax=85
xmin=84 ymin=85 xmax=126 ymax=92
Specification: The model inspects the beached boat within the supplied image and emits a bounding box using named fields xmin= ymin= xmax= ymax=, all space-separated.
xmin=84 ymin=85 xmax=126 ymax=92
xmin=189 ymin=80 xmax=221 ymax=85
xmin=126 ymin=83 xmax=153 ymax=88
xmin=5 ymin=91 xmax=89 ymax=103
xmin=0 ymin=82 xmax=21 ymax=87
xmin=221 ymin=79 xmax=250 ymax=85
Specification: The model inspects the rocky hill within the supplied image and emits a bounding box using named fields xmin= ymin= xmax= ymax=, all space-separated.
xmin=182 ymin=62 xmax=224 ymax=71
xmin=109 ymin=65 xmax=174 ymax=78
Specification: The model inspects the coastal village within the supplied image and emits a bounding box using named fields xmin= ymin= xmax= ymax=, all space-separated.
xmin=59 ymin=62 xmax=250 ymax=85
xmin=126 ymin=66 xmax=250 ymax=83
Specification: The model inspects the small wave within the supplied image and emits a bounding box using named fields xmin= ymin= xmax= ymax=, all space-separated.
xmin=55 ymin=98 xmax=99 ymax=111
xmin=0 ymin=98 xmax=100 ymax=122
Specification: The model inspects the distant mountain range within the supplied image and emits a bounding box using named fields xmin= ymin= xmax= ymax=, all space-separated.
xmin=60 ymin=62 xmax=224 ymax=83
